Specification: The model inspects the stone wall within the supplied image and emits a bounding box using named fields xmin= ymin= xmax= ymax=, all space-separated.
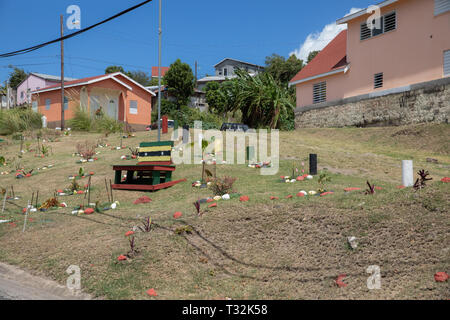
xmin=295 ymin=77 xmax=450 ymax=128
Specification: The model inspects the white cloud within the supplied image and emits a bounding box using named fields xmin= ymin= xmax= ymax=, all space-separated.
xmin=289 ymin=8 xmax=362 ymax=63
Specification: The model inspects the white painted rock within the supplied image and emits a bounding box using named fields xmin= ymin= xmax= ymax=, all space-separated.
xmin=306 ymin=175 xmax=313 ymax=180
xmin=290 ymin=179 xmax=296 ymax=183
xmin=71 ymin=211 xmax=78 ymax=215
xmin=30 ymin=208 xmax=37 ymax=213
xmin=299 ymin=191 xmax=308 ymax=196
xmin=308 ymin=190 xmax=317 ymax=195
xmin=347 ymin=236 xmax=358 ymax=249
xmin=213 ymin=196 xmax=222 ymax=201
xmin=222 ymin=194 xmax=230 ymax=200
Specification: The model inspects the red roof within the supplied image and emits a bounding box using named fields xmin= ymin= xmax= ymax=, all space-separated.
xmin=152 ymin=67 xmax=169 ymax=78
xmin=290 ymin=30 xmax=348 ymax=84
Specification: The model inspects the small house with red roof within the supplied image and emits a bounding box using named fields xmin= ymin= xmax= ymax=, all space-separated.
xmin=32 ymin=72 xmax=155 ymax=130
xmin=290 ymin=0 xmax=450 ymax=108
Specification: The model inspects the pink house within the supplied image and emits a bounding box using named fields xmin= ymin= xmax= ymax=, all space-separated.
xmin=16 ymin=73 xmax=77 ymax=106
xmin=290 ymin=0 xmax=450 ymax=108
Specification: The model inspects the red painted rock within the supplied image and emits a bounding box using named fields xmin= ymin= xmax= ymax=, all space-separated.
xmin=134 ymin=196 xmax=152 ymax=205
xmin=296 ymin=176 xmax=305 ymax=181
xmin=22 ymin=208 xmax=27 ymax=213
xmin=255 ymin=165 xmax=261 ymax=168
xmin=441 ymin=177 xmax=450 ymax=183
xmin=335 ymin=274 xmax=348 ymax=288
xmin=9 ymin=223 xmax=16 ymax=228
xmin=434 ymin=272 xmax=449 ymax=282
xmin=173 ymin=212 xmax=182 ymax=219
xmin=208 ymin=203 xmax=217 ymax=208
xmin=344 ymin=187 xmax=361 ymax=192
xmin=146 ymin=288 xmax=157 ymax=297
xmin=397 ymin=185 xmax=406 ymax=189
xmin=270 ymin=196 xmax=279 ymax=200
xmin=84 ymin=208 xmax=94 ymax=215
xmin=285 ymin=195 xmax=293 ymax=199
xmin=206 ymin=198 xmax=215 ymax=203
xmin=125 ymin=231 xmax=134 ymax=237
xmin=132 ymin=155 xmax=137 ymax=159
xmin=57 ymin=189 xmax=63 ymax=193
xmin=26 ymin=173 xmax=32 ymax=177
xmin=77 ymin=190 xmax=84 ymax=194
xmin=375 ymin=186 xmax=383 ymax=190
xmin=320 ymin=192 xmax=334 ymax=197
xmin=117 ymin=255 xmax=127 ymax=261
xmin=240 ymin=196 xmax=249 ymax=202
xmin=296 ymin=192 xmax=305 ymax=197
xmin=89 ymin=171 xmax=95 ymax=175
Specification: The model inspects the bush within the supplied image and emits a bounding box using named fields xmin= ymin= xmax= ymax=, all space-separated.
xmin=67 ymin=108 xmax=92 ymax=131
xmin=207 ymin=176 xmax=237 ymax=196
xmin=76 ymin=140 xmax=96 ymax=160
xmin=0 ymin=108 xmax=42 ymax=135
xmin=95 ymin=116 xmax=123 ymax=136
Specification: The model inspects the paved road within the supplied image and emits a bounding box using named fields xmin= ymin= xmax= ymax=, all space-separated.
xmin=0 ymin=262 xmax=91 ymax=300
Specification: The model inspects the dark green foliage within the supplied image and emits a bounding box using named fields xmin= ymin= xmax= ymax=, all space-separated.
xmin=307 ymin=50 xmax=320 ymax=64
xmin=8 ymin=67 xmax=27 ymax=89
xmin=264 ymin=54 xmax=303 ymax=84
xmin=163 ymin=59 xmax=195 ymax=107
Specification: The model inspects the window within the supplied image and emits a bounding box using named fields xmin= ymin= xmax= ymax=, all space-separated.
xmin=32 ymin=101 xmax=38 ymax=112
xmin=374 ymin=73 xmax=384 ymax=89
xmin=224 ymin=68 xmax=228 ymax=76
xmin=435 ymin=0 xmax=450 ymax=16
xmin=313 ymin=82 xmax=326 ymax=104
xmin=444 ymin=50 xmax=450 ymax=77
xmin=64 ymin=96 xmax=69 ymax=110
xmin=129 ymin=100 xmax=138 ymax=115
xmin=45 ymin=99 xmax=51 ymax=110
xmin=361 ymin=11 xmax=396 ymax=40
xmin=20 ymin=91 xmax=24 ymax=98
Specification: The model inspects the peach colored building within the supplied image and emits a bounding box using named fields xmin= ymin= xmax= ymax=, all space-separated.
xmin=32 ymin=72 xmax=155 ymax=130
xmin=290 ymin=0 xmax=450 ymax=108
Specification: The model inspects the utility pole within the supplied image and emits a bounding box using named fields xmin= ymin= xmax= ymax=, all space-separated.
xmin=157 ymin=0 xmax=162 ymax=141
xmin=195 ymin=61 xmax=198 ymax=86
xmin=60 ymin=15 xmax=65 ymax=130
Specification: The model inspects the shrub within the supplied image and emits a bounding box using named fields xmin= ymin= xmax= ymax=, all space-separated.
xmin=94 ymin=116 xmax=123 ymax=136
xmin=68 ymin=108 xmax=92 ymax=131
xmin=207 ymin=176 xmax=237 ymax=196
xmin=0 ymin=108 xmax=42 ymax=135
xmin=76 ymin=140 xmax=96 ymax=160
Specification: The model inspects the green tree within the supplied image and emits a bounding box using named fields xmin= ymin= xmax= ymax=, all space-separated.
xmin=127 ymin=70 xmax=151 ymax=86
xmin=307 ymin=50 xmax=320 ymax=64
xmin=8 ymin=67 xmax=27 ymax=89
xmin=264 ymin=54 xmax=303 ymax=84
xmin=205 ymin=82 xmax=226 ymax=115
xmin=105 ymin=65 xmax=125 ymax=74
xmin=223 ymin=70 xmax=295 ymax=129
xmin=163 ymin=59 xmax=194 ymax=107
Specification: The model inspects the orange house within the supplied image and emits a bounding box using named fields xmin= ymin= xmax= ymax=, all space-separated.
xmin=290 ymin=0 xmax=450 ymax=108
xmin=32 ymin=72 xmax=156 ymax=130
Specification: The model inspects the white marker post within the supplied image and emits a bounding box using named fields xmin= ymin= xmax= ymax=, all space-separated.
xmin=402 ymin=160 xmax=414 ymax=187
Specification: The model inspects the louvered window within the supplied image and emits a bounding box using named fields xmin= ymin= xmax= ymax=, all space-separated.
xmin=313 ymin=82 xmax=326 ymax=104
xmin=374 ymin=73 xmax=383 ymax=89
xmin=361 ymin=11 xmax=396 ymax=40
xmin=434 ymin=0 xmax=450 ymax=16
xmin=384 ymin=12 xmax=396 ymax=32
xmin=444 ymin=50 xmax=450 ymax=77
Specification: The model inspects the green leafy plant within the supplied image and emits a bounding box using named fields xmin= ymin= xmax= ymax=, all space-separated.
xmin=95 ymin=116 xmax=123 ymax=137
xmin=138 ymin=216 xmax=153 ymax=233
xmin=365 ymin=181 xmax=376 ymax=195
xmin=67 ymin=108 xmax=92 ymax=131
xmin=76 ymin=141 xmax=96 ymax=160
xmin=0 ymin=156 xmax=5 ymax=166
xmin=175 ymin=225 xmax=193 ymax=235
xmin=317 ymin=171 xmax=331 ymax=193
xmin=40 ymin=144 xmax=50 ymax=157
xmin=0 ymin=108 xmax=42 ymax=135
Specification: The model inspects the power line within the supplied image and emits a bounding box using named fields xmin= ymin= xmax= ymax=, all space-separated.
xmin=0 ymin=0 xmax=153 ymax=58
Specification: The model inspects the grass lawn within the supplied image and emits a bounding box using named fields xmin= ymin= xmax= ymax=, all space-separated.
xmin=0 ymin=123 xmax=449 ymax=299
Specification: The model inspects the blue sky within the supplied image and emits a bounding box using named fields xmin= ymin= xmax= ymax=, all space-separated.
xmin=0 ymin=0 xmax=374 ymax=83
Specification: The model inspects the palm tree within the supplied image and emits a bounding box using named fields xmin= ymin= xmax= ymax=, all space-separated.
xmin=225 ymin=70 xmax=294 ymax=129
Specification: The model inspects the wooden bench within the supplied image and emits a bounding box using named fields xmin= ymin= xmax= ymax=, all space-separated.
xmin=112 ymin=141 xmax=186 ymax=191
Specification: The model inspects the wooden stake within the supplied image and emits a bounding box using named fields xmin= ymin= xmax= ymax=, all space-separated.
xmin=109 ymin=179 xmax=114 ymax=203
xmin=22 ymin=200 xmax=30 ymax=233
xmin=35 ymin=190 xmax=39 ymax=208
xmin=1 ymin=192 xmax=7 ymax=214
xmin=105 ymin=179 xmax=111 ymax=203
xmin=87 ymin=176 xmax=92 ymax=205
xmin=31 ymin=192 xmax=34 ymax=206
xmin=11 ymin=185 xmax=15 ymax=198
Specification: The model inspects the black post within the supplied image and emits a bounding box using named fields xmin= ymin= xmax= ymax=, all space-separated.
xmin=309 ymin=154 xmax=318 ymax=175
